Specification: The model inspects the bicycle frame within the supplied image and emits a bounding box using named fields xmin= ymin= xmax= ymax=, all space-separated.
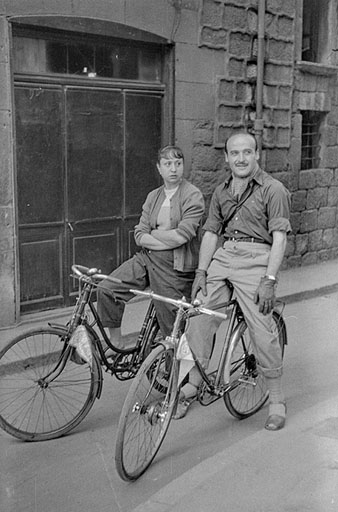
xmin=191 ymin=299 xmax=244 ymax=400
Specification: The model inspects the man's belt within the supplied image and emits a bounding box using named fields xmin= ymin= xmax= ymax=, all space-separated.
xmin=223 ymin=236 xmax=268 ymax=244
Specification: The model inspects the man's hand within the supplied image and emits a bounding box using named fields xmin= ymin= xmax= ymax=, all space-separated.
xmin=254 ymin=276 xmax=276 ymax=315
xmin=191 ymin=269 xmax=207 ymax=301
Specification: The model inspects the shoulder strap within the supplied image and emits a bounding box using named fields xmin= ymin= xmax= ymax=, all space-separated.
xmin=224 ymin=182 xmax=259 ymax=228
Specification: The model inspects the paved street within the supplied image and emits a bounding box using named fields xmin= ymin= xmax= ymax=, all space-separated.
xmin=1 ymin=286 xmax=338 ymax=512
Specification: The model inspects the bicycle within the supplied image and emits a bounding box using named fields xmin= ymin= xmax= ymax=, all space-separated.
xmin=0 ymin=264 xmax=162 ymax=442
xmin=115 ymin=285 xmax=287 ymax=481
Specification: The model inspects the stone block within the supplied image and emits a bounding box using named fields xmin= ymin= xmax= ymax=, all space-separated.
xmin=235 ymin=81 xmax=252 ymax=104
xmin=321 ymin=146 xmax=338 ymax=169
xmin=277 ymin=16 xmax=295 ymax=39
xmin=323 ymin=228 xmax=335 ymax=248
xmin=218 ymin=79 xmax=236 ymax=102
xmin=328 ymin=187 xmax=338 ymax=207
xmin=308 ymin=230 xmax=324 ymax=251
xmin=264 ymin=63 xmax=293 ymax=85
xmin=223 ymin=5 xmax=247 ymax=31
xmin=291 ymin=190 xmax=307 ymax=212
xmin=264 ymin=13 xmax=279 ymax=39
xmin=313 ymin=168 xmax=333 ymax=187
xmin=306 ymin=188 xmax=327 ymax=209
xmin=263 ymin=85 xmax=278 ymax=107
xmin=200 ymin=27 xmax=228 ymax=48
xmin=175 ymin=6 xmax=200 ymax=44
xmin=273 ymin=109 xmax=290 ymax=126
xmin=299 ymin=170 xmax=316 ymax=189
xmin=278 ymin=86 xmax=292 ymax=109
xmin=192 ymin=144 xmax=224 ymax=173
xmin=301 ymin=252 xmax=318 ymax=266
xmin=228 ymin=58 xmax=246 ymax=78
xmin=268 ymin=39 xmax=293 ymax=63
xmin=300 ymin=209 xmax=318 ymax=232
xmin=264 ymin=148 xmax=289 ymax=171
xmin=229 ymin=32 xmax=251 ymax=58
xmin=201 ymin=0 xmax=224 ymax=28
xmin=276 ymin=127 xmax=290 ymax=147
xmin=290 ymin=212 xmax=301 ymax=233
xmin=318 ymin=207 xmax=336 ymax=229
xmin=191 ymin=168 xmax=226 ymax=197
xmin=295 ymin=233 xmax=308 ymax=255
xmin=321 ymin=126 xmax=338 ymax=147
xmin=193 ymin=120 xmax=214 ymax=145
xmin=267 ymin=0 xmax=296 ymax=17
xmin=298 ymin=91 xmax=330 ymax=111
xmin=285 ymin=235 xmax=295 ymax=257
xmin=218 ymin=104 xmax=244 ymax=124
xmin=286 ymin=255 xmax=302 ymax=267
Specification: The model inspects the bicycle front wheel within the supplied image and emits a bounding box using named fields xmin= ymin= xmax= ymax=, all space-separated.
xmin=0 ymin=327 xmax=100 ymax=441
xmin=115 ymin=344 xmax=178 ymax=481
xmin=223 ymin=311 xmax=286 ymax=419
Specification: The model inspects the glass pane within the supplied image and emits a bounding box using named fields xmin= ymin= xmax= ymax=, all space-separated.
xmin=66 ymin=89 xmax=123 ymax=221
xmin=13 ymin=35 xmax=162 ymax=82
xmin=68 ymin=43 xmax=95 ymax=75
xmin=15 ymin=87 xmax=64 ymax=224
xmin=125 ymin=93 xmax=162 ymax=216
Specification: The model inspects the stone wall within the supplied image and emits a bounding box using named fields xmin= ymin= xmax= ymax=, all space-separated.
xmin=189 ymin=0 xmax=338 ymax=269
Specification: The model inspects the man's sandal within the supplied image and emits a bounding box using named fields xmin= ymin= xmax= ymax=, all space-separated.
xmin=265 ymin=402 xmax=287 ymax=431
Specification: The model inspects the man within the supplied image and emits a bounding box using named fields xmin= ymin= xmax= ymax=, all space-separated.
xmin=175 ymin=132 xmax=291 ymax=430
xmin=97 ymin=145 xmax=205 ymax=350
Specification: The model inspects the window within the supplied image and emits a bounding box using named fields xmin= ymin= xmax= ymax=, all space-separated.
xmin=13 ymin=31 xmax=163 ymax=82
xmin=302 ymin=0 xmax=330 ymax=63
xmin=301 ymin=111 xmax=323 ymax=169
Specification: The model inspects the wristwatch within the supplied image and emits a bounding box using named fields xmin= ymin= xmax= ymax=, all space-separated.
xmin=265 ymin=274 xmax=276 ymax=281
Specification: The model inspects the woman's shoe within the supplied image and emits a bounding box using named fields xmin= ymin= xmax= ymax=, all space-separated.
xmin=265 ymin=401 xmax=287 ymax=431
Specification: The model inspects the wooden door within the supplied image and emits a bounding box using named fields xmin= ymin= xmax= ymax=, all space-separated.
xmin=16 ymin=84 xmax=162 ymax=313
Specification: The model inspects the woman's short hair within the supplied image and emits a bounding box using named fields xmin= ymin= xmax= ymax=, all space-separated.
xmin=157 ymin=145 xmax=184 ymax=163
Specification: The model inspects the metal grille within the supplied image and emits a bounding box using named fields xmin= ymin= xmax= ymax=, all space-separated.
xmin=301 ymin=111 xmax=322 ymax=170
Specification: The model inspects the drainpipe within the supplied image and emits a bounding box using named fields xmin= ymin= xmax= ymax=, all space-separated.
xmin=255 ymin=0 xmax=266 ymax=157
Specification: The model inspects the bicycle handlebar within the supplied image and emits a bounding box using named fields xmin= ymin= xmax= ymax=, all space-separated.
xmin=72 ymin=264 xmax=227 ymax=320
xmin=71 ymin=264 xmax=122 ymax=284
xmin=130 ymin=289 xmax=227 ymax=321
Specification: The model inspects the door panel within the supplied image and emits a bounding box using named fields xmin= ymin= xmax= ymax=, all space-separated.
xmin=125 ymin=92 xmax=162 ymax=216
xmin=66 ymin=89 xmax=123 ymax=220
xmin=66 ymin=88 xmax=124 ymax=293
xmin=16 ymin=86 xmax=64 ymax=311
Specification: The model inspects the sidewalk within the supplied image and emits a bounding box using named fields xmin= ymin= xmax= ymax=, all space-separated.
xmin=0 ymin=259 xmax=337 ymax=352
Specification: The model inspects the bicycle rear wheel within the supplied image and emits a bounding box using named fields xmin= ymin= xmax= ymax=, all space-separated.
xmin=223 ymin=311 xmax=287 ymax=419
xmin=0 ymin=327 xmax=100 ymax=441
xmin=115 ymin=344 xmax=178 ymax=481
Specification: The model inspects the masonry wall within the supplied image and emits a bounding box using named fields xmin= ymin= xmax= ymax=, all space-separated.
xmin=0 ymin=0 xmax=337 ymax=326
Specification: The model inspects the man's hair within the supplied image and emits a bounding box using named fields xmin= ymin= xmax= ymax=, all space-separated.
xmin=224 ymin=132 xmax=258 ymax=154
xmin=157 ymin=145 xmax=184 ymax=163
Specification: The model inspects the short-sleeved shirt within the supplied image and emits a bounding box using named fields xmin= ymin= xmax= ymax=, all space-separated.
xmin=203 ymin=168 xmax=291 ymax=245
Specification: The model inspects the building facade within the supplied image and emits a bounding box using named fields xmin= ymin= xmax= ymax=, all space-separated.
xmin=0 ymin=0 xmax=337 ymax=327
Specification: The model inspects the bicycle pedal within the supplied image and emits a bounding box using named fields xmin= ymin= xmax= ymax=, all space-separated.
xmin=238 ymin=376 xmax=257 ymax=386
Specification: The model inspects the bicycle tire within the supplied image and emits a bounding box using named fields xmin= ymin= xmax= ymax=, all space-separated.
xmin=223 ymin=311 xmax=287 ymax=419
xmin=0 ymin=327 xmax=101 ymax=441
xmin=115 ymin=344 xmax=178 ymax=481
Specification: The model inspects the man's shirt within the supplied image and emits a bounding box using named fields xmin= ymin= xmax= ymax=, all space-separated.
xmin=203 ymin=168 xmax=291 ymax=245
